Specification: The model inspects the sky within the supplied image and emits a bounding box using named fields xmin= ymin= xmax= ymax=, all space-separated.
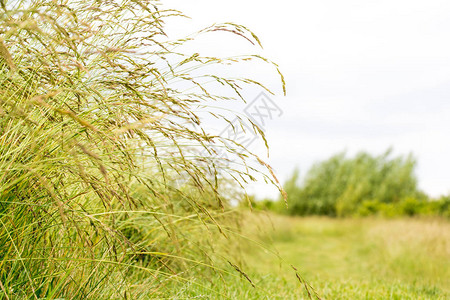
xmin=162 ymin=0 xmax=450 ymax=199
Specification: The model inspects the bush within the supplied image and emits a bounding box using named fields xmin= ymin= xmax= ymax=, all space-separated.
xmin=432 ymin=196 xmax=450 ymax=217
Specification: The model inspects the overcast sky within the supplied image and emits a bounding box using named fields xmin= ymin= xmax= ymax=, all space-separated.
xmin=162 ymin=0 xmax=450 ymax=198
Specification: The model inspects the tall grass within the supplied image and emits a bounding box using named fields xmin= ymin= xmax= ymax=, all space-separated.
xmin=0 ymin=0 xmax=285 ymax=298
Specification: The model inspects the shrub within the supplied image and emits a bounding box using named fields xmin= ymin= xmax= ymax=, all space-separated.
xmin=433 ymin=196 xmax=450 ymax=217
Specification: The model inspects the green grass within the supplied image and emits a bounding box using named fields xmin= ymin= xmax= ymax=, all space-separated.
xmin=250 ymin=215 xmax=450 ymax=299
xmin=0 ymin=1 xmax=285 ymax=298
xmin=179 ymin=214 xmax=449 ymax=299
xmin=2 ymin=1 xmax=447 ymax=299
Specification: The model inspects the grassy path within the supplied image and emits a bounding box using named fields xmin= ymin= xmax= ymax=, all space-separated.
xmin=238 ymin=215 xmax=450 ymax=299
xmin=176 ymin=215 xmax=449 ymax=299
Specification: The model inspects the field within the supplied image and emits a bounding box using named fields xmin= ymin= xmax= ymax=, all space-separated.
xmin=2 ymin=1 xmax=450 ymax=299
xmin=183 ymin=214 xmax=450 ymax=299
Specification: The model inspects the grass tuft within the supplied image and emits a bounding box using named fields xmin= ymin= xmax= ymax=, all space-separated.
xmin=0 ymin=0 xmax=284 ymax=298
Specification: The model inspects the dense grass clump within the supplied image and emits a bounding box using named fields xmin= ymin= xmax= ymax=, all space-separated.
xmin=0 ymin=0 xmax=284 ymax=298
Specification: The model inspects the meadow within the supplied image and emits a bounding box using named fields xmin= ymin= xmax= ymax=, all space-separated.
xmin=1 ymin=1 xmax=449 ymax=299
xmin=181 ymin=214 xmax=449 ymax=299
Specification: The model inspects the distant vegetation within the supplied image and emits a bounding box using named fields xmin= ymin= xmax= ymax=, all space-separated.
xmin=256 ymin=150 xmax=450 ymax=217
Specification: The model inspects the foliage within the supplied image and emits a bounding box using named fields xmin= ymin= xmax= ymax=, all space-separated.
xmin=276 ymin=150 xmax=440 ymax=217
xmin=357 ymin=195 xmax=450 ymax=217
xmin=0 ymin=0 xmax=284 ymax=298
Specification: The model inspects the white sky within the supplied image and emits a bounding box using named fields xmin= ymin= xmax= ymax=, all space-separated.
xmin=162 ymin=0 xmax=450 ymax=198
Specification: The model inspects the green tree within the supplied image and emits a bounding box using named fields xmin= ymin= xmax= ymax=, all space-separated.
xmin=282 ymin=150 xmax=422 ymax=217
